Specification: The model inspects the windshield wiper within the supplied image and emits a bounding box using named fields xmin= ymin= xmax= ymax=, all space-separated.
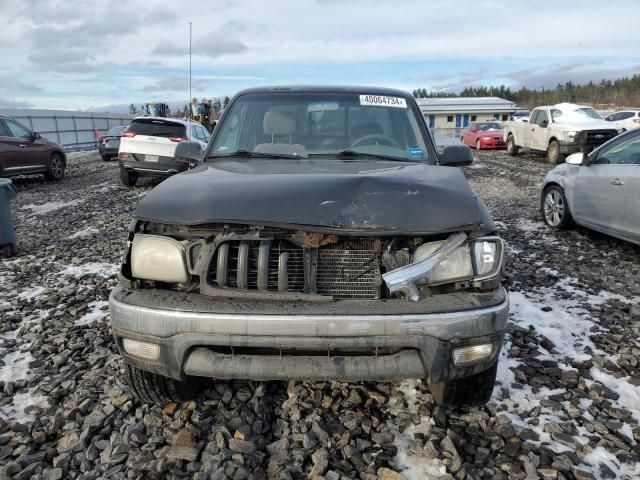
xmin=208 ymin=149 xmax=303 ymax=160
xmin=310 ymin=150 xmax=416 ymax=162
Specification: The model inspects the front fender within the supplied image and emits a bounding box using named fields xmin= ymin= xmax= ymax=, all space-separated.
xmin=541 ymin=164 xmax=579 ymax=212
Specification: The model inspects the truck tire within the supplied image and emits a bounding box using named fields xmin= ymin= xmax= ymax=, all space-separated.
xmin=547 ymin=140 xmax=564 ymax=164
xmin=124 ymin=364 xmax=201 ymax=405
xmin=120 ymin=167 xmax=138 ymax=187
xmin=429 ymin=362 xmax=498 ymax=409
xmin=506 ymin=135 xmax=519 ymax=156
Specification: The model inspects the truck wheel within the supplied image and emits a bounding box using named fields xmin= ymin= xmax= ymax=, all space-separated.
xmin=547 ymin=140 xmax=565 ymax=164
xmin=541 ymin=185 xmax=574 ymax=230
xmin=120 ymin=167 xmax=138 ymax=187
xmin=45 ymin=153 xmax=65 ymax=180
xmin=506 ymin=135 xmax=519 ymax=156
xmin=429 ymin=362 xmax=497 ymax=409
xmin=124 ymin=364 xmax=201 ymax=405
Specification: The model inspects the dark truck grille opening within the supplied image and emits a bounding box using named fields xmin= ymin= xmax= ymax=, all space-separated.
xmin=210 ymin=239 xmax=381 ymax=299
xmin=207 ymin=346 xmax=403 ymax=357
xmin=577 ymin=129 xmax=618 ymax=147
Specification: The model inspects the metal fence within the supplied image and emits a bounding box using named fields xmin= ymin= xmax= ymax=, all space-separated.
xmin=0 ymin=108 xmax=133 ymax=151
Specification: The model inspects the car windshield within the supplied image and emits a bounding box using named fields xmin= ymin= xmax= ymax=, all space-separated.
xmin=477 ymin=122 xmax=502 ymax=131
xmin=551 ymin=106 xmax=603 ymax=122
xmin=208 ymin=92 xmax=431 ymax=162
xmin=192 ymin=104 xmax=206 ymax=115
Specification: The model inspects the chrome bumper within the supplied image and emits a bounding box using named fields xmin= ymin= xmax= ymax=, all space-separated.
xmin=109 ymin=287 xmax=509 ymax=382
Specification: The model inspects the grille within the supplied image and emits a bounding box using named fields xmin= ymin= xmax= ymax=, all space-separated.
xmin=316 ymin=240 xmax=381 ymax=299
xmin=579 ymin=130 xmax=617 ymax=146
xmin=210 ymin=239 xmax=381 ymax=299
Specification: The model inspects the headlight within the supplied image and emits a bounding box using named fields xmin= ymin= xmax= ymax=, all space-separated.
xmin=382 ymin=234 xmax=504 ymax=301
xmin=413 ymin=241 xmax=473 ymax=285
xmin=131 ymin=234 xmax=189 ymax=283
xmin=472 ymin=237 xmax=503 ymax=280
xmin=481 ymin=136 xmax=493 ymax=141
xmin=564 ymin=131 xmax=577 ymax=141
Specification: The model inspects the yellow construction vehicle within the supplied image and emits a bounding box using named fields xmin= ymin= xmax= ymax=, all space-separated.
xmin=144 ymin=103 xmax=170 ymax=117
xmin=189 ymin=102 xmax=212 ymax=131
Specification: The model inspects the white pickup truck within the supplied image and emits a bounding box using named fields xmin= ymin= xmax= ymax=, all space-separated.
xmin=503 ymin=103 xmax=618 ymax=163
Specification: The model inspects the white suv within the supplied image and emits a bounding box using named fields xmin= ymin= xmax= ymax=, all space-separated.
xmin=118 ymin=117 xmax=209 ymax=186
xmin=604 ymin=110 xmax=640 ymax=132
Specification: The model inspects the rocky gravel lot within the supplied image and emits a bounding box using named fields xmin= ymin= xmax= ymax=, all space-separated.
xmin=0 ymin=149 xmax=639 ymax=480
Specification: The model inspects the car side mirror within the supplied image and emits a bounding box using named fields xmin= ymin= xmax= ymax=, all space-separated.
xmin=539 ymin=120 xmax=548 ymax=128
xmin=566 ymin=152 xmax=586 ymax=165
xmin=33 ymin=132 xmax=41 ymax=139
xmin=174 ymin=141 xmax=203 ymax=163
xmin=440 ymin=145 xmax=473 ymax=167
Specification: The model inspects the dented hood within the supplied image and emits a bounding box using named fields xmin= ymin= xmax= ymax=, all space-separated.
xmin=136 ymin=158 xmax=487 ymax=234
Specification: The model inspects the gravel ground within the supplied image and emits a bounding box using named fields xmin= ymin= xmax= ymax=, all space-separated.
xmin=0 ymin=150 xmax=638 ymax=480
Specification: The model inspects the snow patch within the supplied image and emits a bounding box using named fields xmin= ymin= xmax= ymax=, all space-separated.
xmin=18 ymin=286 xmax=45 ymax=300
xmin=21 ymin=199 xmax=83 ymax=215
xmin=69 ymin=227 xmax=100 ymax=239
xmin=583 ymin=446 xmax=640 ymax=479
xmin=75 ymin=300 xmax=109 ymax=326
xmin=387 ymin=381 xmax=450 ymax=479
xmin=59 ymin=262 xmax=118 ymax=278
xmin=588 ymin=368 xmax=640 ymax=423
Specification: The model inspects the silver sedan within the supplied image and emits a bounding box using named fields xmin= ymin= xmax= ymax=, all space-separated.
xmin=540 ymin=129 xmax=640 ymax=245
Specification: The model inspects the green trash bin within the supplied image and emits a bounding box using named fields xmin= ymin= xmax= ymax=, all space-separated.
xmin=0 ymin=178 xmax=17 ymax=257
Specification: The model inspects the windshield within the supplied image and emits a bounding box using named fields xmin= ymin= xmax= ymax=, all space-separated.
xmin=551 ymin=106 xmax=603 ymax=122
xmin=192 ymin=104 xmax=206 ymax=115
xmin=209 ymin=92 xmax=431 ymax=162
xmin=477 ymin=122 xmax=502 ymax=131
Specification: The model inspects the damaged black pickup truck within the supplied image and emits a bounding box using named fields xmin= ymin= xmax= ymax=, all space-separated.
xmin=109 ymin=86 xmax=509 ymax=408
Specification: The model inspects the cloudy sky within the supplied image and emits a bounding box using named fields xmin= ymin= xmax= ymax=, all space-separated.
xmin=1 ymin=0 xmax=638 ymax=112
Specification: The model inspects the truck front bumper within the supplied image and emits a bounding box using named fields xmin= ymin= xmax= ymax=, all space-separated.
xmin=109 ymin=287 xmax=509 ymax=383
xmin=558 ymin=140 xmax=582 ymax=155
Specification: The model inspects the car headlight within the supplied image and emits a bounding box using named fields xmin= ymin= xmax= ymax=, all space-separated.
xmin=481 ymin=136 xmax=493 ymax=141
xmin=564 ymin=131 xmax=577 ymax=141
xmin=412 ymin=236 xmax=503 ymax=285
xmin=413 ymin=241 xmax=473 ymax=285
xmin=382 ymin=234 xmax=504 ymax=301
xmin=131 ymin=234 xmax=189 ymax=283
xmin=472 ymin=237 xmax=503 ymax=280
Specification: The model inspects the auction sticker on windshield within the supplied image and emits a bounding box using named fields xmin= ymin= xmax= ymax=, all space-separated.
xmin=359 ymin=95 xmax=407 ymax=108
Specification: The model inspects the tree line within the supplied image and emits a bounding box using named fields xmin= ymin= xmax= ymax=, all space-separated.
xmin=412 ymin=74 xmax=640 ymax=108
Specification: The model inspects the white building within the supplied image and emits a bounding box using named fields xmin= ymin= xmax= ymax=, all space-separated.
xmin=416 ymin=97 xmax=527 ymax=129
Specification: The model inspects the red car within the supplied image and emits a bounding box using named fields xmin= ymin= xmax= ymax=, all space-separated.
xmin=461 ymin=122 xmax=505 ymax=150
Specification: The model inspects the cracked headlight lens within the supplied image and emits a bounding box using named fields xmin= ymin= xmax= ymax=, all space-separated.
xmin=413 ymin=241 xmax=473 ymax=285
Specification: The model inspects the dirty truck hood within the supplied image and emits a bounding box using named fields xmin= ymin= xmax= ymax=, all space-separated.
xmin=136 ymin=159 xmax=487 ymax=234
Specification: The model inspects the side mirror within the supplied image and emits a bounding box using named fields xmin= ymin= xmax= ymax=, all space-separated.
xmin=539 ymin=120 xmax=548 ymax=128
xmin=565 ymin=152 xmax=585 ymax=165
xmin=439 ymin=145 xmax=474 ymax=167
xmin=33 ymin=132 xmax=41 ymax=139
xmin=173 ymin=141 xmax=203 ymax=163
